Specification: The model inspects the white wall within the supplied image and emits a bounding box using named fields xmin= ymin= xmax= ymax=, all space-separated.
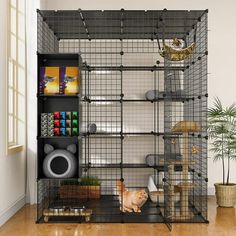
xmin=0 ymin=0 xmax=26 ymax=226
xmin=38 ymin=0 xmax=236 ymax=195
xmin=26 ymin=0 xmax=41 ymax=205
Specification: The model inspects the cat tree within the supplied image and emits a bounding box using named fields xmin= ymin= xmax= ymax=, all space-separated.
xmin=171 ymin=121 xmax=200 ymax=219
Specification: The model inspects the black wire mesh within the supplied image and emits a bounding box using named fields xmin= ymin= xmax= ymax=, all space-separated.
xmin=37 ymin=9 xmax=208 ymax=225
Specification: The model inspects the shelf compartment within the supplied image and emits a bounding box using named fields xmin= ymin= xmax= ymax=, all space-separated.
xmin=38 ymin=97 xmax=79 ymax=113
xmin=37 ymin=127 xmax=80 ymax=179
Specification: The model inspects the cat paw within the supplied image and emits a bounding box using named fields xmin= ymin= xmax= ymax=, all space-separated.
xmin=133 ymin=206 xmax=139 ymax=212
xmin=126 ymin=208 xmax=133 ymax=213
xmin=120 ymin=207 xmax=125 ymax=212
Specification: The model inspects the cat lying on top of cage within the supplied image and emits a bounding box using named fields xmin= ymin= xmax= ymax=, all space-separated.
xmin=116 ymin=180 xmax=148 ymax=213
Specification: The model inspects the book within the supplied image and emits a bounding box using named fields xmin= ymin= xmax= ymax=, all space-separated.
xmin=60 ymin=67 xmax=79 ymax=95
xmin=40 ymin=67 xmax=60 ymax=95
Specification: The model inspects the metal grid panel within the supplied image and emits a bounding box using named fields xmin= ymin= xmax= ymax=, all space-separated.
xmin=38 ymin=10 xmax=205 ymax=40
xmin=163 ymin=12 xmax=208 ymax=223
xmin=37 ymin=11 xmax=59 ymax=53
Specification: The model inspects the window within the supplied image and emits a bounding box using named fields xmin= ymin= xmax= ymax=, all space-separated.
xmin=7 ymin=0 xmax=26 ymax=154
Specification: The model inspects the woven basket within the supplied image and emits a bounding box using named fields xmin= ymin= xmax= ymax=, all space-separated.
xmin=215 ymin=183 xmax=236 ymax=207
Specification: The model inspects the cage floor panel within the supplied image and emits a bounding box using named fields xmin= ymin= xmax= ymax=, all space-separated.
xmin=38 ymin=195 xmax=206 ymax=223
xmin=38 ymin=195 xmax=163 ymax=223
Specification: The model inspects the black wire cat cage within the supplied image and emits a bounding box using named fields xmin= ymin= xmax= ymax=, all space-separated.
xmin=36 ymin=9 xmax=208 ymax=228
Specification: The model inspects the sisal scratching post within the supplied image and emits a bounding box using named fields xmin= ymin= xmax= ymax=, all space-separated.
xmin=182 ymin=132 xmax=189 ymax=217
xmin=168 ymin=164 xmax=175 ymax=218
xmin=171 ymin=121 xmax=200 ymax=219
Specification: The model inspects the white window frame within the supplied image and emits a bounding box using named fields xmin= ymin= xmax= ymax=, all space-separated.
xmin=7 ymin=0 xmax=26 ymax=155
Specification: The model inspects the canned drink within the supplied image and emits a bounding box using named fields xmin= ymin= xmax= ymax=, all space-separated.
xmin=60 ymin=128 xmax=66 ymax=136
xmin=41 ymin=120 xmax=48 ymax=126
xmin=72 ymin=119 xmax=78 ymax=127
xmin=54 ymin=128 xmax=60 ymax=136
xmin=54 ymin=120 xmax=60 ymax=128
xmin=66 ymin=120 xmax=71 ymax=127
xmin=41 ymin=113 xmax=48 ymax=120
xmin=48 ymin=124 xmax=54 ymax=130
xmin=48 ymin=126 xmax=54 ymax=134
xmin=72 ymin=111 xmax=78 ymax=119
xmin=41 ymin=129 xmax=48 ymax=136
xmin=60 ymin=119 xmax=66 ymax=128
xmin=48 ymin=119 xmax=54 ymax=126
xmin=48 ymin=128 xmax=54 ymax=134
xmin=48 ymin=113 xmax=54 ymax=120
xmin=41 ymin=124 xmax=48 ymax=130
xmin=54 ymin=112 xmax=60 ymax=120
xmin=66 ymin=112 xmax=71 ymax=120
xmin=60 ymin=112 xmax=66 ymax=120
xmin=72 ymin=127 xmax=78 ymax=136
xmin=48 ymin=131 xmax=54 ymax=137
xmin=66 ymin=128 xmax=71 ymax=136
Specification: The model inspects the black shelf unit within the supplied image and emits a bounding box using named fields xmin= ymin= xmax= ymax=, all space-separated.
xmin=37 ymin=9 xmax=208 ymax=228
xmin=37 ymin=53 xmax=83 ymax=180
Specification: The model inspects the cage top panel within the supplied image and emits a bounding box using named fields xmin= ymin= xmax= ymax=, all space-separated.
xmin=38 ymin=9 xmax=206 ymax=40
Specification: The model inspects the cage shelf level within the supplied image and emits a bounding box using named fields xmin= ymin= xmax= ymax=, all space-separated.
xmin=37 ymin=9 xmax=208 ymax=228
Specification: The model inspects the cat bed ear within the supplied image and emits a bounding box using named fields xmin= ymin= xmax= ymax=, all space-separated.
xmin=44 ymin=144 xmax=54 ymax=154
xmin=67 ymin=144 xmax=77 ymax=154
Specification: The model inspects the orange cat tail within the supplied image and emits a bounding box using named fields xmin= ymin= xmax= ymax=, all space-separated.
xmin=116 ymin=180 xmax=126 ymax=196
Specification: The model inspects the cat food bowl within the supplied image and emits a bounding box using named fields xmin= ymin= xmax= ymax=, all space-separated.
xmin=49 ymin=206 xmax=67 ymax=214
xmin=70 ymin=206 xmax=86 ymax=214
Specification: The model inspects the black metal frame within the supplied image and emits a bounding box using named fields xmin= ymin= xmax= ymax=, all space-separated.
xmin=36 ymin=9 xmax=208 ymax=228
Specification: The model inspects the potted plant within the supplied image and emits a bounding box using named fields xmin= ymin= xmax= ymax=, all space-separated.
xmin=59 ymin=176 xmax=101 ymax=199
xmin=208 ymin=97 xmax=236 ymax=207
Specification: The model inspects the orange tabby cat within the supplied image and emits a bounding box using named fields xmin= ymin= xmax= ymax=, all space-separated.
xmin=116 ymin=180 xmax=148 ymax=213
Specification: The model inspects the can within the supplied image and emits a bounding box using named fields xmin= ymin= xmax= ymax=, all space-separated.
xmin=54 ymin=120 xmax=60 ymax=128
xmin=60 ymin=128 xmax=66 ymax=136
xmin=66 ymin=112 xmax=71 ymax=120
xmin=66 ymin=128 xmax=71 ymax=136
xmin=60 ymin=112 xmax=66 ymax=120
xmin=54 ymin=128 xmax=60 ymax=136
xmin=54 ymin=112 xmax=60 ymax=120
xmin=66 ymin=120 xmax=71 ymax=128
xmin=72 ymin=127 xmax=78 ymax=136
xmin=72 ymin=111 xmax=78 ymax=119
xmin=72 ymin=119 xmax=78 ymax=127
xmin=60 ymin=119 xmax=66 ymax=128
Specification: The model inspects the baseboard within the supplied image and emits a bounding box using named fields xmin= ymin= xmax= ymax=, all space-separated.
xmin=25 ymin=194 xmax=30 ymax=204
xmin=208 ymin=187 xmax=215 ymax=196
xmin=0 ymin=195 xmax=26 ymax=227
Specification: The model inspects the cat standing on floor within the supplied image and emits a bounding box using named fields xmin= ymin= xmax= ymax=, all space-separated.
xmin=116 ymin=180 xmax=148 ymax=213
